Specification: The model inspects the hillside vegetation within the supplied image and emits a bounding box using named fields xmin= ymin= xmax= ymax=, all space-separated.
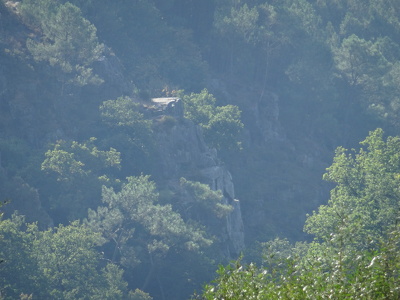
xmin=0 ymin=0 xmax=400 ymax=299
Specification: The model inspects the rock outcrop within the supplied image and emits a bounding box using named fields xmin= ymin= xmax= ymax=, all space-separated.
xmin=93 ymin=47 xmax=133 ymax=99
xmin=245 ymin=91 xmax=285 ymax=144
xmin=150 ymin=97 xmax=245 ymax=257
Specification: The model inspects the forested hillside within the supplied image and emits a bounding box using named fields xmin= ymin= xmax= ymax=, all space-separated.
xmin=0 ymin=0 xmax=399 ymax=299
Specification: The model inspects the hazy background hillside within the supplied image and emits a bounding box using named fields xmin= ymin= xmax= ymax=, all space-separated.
xmin=1 ymin=0 xmax=399 ymax=299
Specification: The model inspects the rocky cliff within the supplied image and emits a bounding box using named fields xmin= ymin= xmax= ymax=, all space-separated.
xmin=0 ymin=18 xmax=245 ymax=255
xmin=148 ymin=97 xmax=245 ymax=257
xmin=211 ymin=82 xmax=333 ymax=243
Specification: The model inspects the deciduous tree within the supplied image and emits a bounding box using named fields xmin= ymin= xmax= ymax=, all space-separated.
xmin=0 ymin=214 xmax=131 ymax=299
xmin=196 ymin=129 xmax=400 ymax=299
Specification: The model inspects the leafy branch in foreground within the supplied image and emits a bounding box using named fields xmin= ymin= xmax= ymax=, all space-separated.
xmin=195 ymin=128 xmax=400 ymax=299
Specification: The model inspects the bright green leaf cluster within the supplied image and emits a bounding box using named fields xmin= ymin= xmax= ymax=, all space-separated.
xmin=0 ymin=214 xmax=131 ymax=299
xmin=182 ymin=89 xmax=244 ymax=151
xmin=41 ymin=138 xmax=121 ymax=182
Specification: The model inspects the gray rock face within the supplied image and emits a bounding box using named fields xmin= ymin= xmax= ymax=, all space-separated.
xmin=0 ymin=66 xmax=7 ymax=99
xmin=200 ymin=165 xmax=244 ymax=256
xmin=246 ymin=91 xmax=285 ymax=144
xmin=93 ymin=47 xmax=133 ymax=98
xmin=151 ymin=98 xmax=245 ymax=257
xmin=227 ymin=199 xmax=244 ymax=255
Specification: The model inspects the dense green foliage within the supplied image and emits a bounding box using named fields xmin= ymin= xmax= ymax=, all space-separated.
xmin=182 ymin=89 xmax=244 ymax=151
xmin=0 ymin=214 xmax=133 ymax=299
xmin=197 ymin=130 xmax=400 ymax=299
xmin=86 ymin=175 xmax=212 ymax=265
xmin=21 ymin=0 xmax=104 ymax=87
xmin=180 ymin=178 xmax=233 ymax=220
xmin=40 ymin=138 xmax=121 ymax=220
xmin=1 ymin=0 xmax=400 ymax=298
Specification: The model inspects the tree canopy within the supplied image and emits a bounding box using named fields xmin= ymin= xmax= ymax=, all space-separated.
xmin=182 ymin=89 xmax=244 ymax=151
xmin=21 ymin=0 xmax=104 ymax=87
xmin=0 ymin=214 xmax=133 ymax=299
xmin=197 ymin=129 xmax=400 ymax=299
xmin=2 ymin=0 xmax=400 ymax=299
